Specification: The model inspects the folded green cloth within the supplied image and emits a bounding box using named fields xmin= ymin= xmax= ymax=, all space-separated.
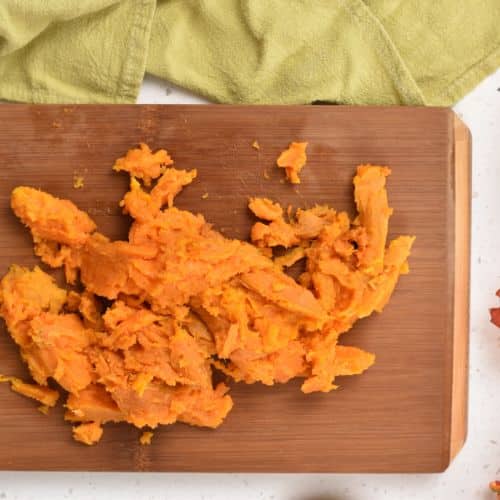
xmin=1 ymin=0 xmax=499 ymax=105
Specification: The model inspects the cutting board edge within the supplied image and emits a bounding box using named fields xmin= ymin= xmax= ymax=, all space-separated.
xmin=446 ymin=113 xmax=471 ymax=469
xmin=0 ymin=104 xmax=467 ymax=473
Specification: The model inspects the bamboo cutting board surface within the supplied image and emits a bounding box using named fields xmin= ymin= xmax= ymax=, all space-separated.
xmin=0 ymin=105 xmax=470 ymax=472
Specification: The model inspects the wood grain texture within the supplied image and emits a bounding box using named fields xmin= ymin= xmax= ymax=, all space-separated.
xmin=0 ymin=105 xmax=470 ymax=472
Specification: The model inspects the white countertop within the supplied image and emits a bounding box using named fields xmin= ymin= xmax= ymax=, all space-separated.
xmin=1 ymin=71 xmax=500 ymax=500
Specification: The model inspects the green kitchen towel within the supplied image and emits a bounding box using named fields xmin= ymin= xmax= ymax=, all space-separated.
xmin=1 ymin=0 xmax=499 ymax=105
xmin=0 ymin=0 xmax=156 ymax=103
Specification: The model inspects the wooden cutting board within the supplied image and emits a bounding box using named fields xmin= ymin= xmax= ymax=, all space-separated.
xmin=0 ymin=105 xmax=470 ymax=472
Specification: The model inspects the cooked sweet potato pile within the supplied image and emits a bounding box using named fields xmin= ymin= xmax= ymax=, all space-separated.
xmin=0 ymin=143 xmax=414 ymax=445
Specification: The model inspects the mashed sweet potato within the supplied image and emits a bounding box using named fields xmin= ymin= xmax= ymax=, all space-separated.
xmin=276 ymin=142 xmax=308 ymax=184
xmin=0 ymin=143 xmax=414 ymax=445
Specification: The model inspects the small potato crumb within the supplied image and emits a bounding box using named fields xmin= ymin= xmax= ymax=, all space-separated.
xmin=0 ymin=375 xmax=60 ymax=407
xmin=248 ymin=198 xmax=283 ymax=222
xmin=73 ymin=175 xmax=84 ymax=189
xmin=276 ymin=142 xmax=308 ymax=184
xmin=263 ymin=170 xmax=270 ymax=180
xmin=140 ymin=431 xmax=154 ymax=445
xmin=73 ymin=422 xmax=103 ymax=446
xmin=38 ymin=405 xmax=50 ymax=415
xmin=252 ymin=140 xmax=260 ymax=150
xmin=274 ymin=247 xmax=306 ymax=268
xmin=201 ymin=193 xmax=209 ymax=199
xmin=52 ymin=121 xmax=61 ymax=128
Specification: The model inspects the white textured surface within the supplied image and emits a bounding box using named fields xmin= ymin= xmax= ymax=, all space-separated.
xmin=1 ymin=71 xmax=500 ymax=500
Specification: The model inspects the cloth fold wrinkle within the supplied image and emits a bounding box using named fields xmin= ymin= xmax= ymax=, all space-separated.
xmin=0 ymin=0 xmax=156 ymax=103
xmin=0 ymin=0 xmax=123 ymax=57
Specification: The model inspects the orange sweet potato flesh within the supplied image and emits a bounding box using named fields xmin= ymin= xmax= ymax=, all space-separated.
xmin=11 ymin=187 xmax=96 ymax=246
xmin=353 ymin=165 xmax=393 ymax=276
xmin=276 ymin=142 xmax=308 ymax=184
xmin=0 ymin=143 xmax=414 ymax=445
xmin=113 ymin=143 xmax=173 ymax=186
xmin=248 ymin=197 xmax=283 ymax=222
xmin=0 ymin=375 xmax=59 ymax=406
xmin=140 ymin=431 xmax=153 ymax=445
xmin=72 ymin=422 xmax=103 ymax=446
